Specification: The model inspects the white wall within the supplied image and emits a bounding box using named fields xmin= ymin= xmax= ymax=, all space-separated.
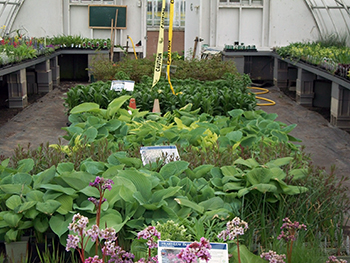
xmin=185 ymin=0 xmax=321 ymax=55
xmin=11 ymin=0 xmax=63 ymax=38
xmin=9 ymin=0 xmax=350 ymax=57
xmin=10 ymin=0 xmax=146 ymax=54
xmin=269 ymin=0 xmax=319 ymax=47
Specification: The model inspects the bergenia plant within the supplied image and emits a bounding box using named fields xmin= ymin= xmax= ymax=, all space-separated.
xmin=260 ymin=250 xmax=286 ymax=263
xmin=277 ymin=218 xmax=307 ymax=263
xmin=177 ymin=237 xmax=212 ymax=263
xmin=88 ymin=176 xmax=114 ymax=254
xmin=66 ymin=213 xmax=134 ymax=263
xmin=88 ymin=176 xmax=114 ymax=227
xmin=217 ymin=217 xmax=248 ymax=263
xmin=137 ymin=226 xmax=161 ymax=263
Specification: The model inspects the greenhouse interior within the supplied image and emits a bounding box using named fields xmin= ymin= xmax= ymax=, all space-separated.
xmin=1 ymin=1 xmax=350 ymax=263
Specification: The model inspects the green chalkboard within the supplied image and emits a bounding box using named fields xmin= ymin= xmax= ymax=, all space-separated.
xmin=89 ymin=5 xmax=127 ymax=29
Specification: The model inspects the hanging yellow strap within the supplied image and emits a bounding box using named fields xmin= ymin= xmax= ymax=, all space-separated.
xmin=167 ymin=0 xmax=176 ymax=95
xmin=152 ymin=0 xmax=166 ymax=88
xmin=127 ymin=36 xmax=138 ymax=60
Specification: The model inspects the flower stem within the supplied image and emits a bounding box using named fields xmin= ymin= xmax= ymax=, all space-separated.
xmin=237 ymin=239 xmax=241 ymax=263
xmin=287 ymin=240 xmax=293 ymax=263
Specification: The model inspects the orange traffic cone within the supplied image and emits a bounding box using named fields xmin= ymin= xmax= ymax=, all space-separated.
xmin=152 ymin=99 xmax=160 ymax=113
xmin=129 ymin=98 xmax=136 ymax=109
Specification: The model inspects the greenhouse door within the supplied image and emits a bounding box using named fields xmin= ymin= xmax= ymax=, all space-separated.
xmin=216 ymin=2 xmax=264 ymax=49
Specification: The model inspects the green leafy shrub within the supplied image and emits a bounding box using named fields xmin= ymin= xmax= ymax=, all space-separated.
xmin=172 ymin=54 xmax=238 ymax=81
xmin=64 ymin=73 xmax=256 ymax=114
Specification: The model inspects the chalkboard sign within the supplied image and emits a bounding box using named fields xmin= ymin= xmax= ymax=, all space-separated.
xmin=89 ymin=5 xmax=127 ymax=29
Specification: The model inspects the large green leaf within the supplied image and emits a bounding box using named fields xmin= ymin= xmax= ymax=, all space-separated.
xmin=33 ymin=166 xmax=56 ymax=190
xmin=36 ymin=200 xmax=61 ymax=215
xmin=55 ymin=195 xmax=74 ymax=215
xmin=234 ymin=158 xmax=260 ymax=169
xmin=33 ymin=217 xmax=49 ymax=233
xmin=49 ymin=214 xmax=73 ymax=238
xmin=174 ymin=197 xmax=204 ymax=214
xmin=60 ymin=171 xmax=96 ymax=191
xmin=150 ymin=187 xmax=181 ymax=203
xmin=26 ymin=190 xmax=44 ymax=202
xmin=81 ymin=126 xmax=98 ymax=143
xmin=159 ymin=161 xmax=189 ymax=180
xmin=249 ymin=184 xmax=278 ymax=194
xmin=198 ymin=197 xmax=225 ymax=211
xmin=0 ymin=184 xmax=31 ymax=195
xmin=266 ymin=157 xmax=293 ymax=168
xmin=245 ymin=168 xmax=272 ymax=185
xmin=70 ymin=102 xmax=100 ymax=114
xmin=3 ymin=212 xmax=22 ymax=228
xmin=79 ymin=185 xmax=100 ymax=198
xmin=57 ymin=162 xmax=75 ymax=174
xmin=271 ymin=130 xmax=289 ymax=142
xmin=12 ymin=173 xmax=32 ymax=185
xmin=16 ymin=159 xmax=34 ymax=173
xmin=6 ymin=195 xmax=22 ymax=210
xmin=192 ymin=165 xmax=214 ymax=179
xmin=223 ymin=182 xmax=244 ymax=192
xmin=39 ymin=184 xmax=76 ymax=195
xmin=107 ymin=95 xmax=131 ymax=118
xmin=80 ymin=160 xmax=106 ymax=175
xmin=117 ymin=169 xmax=153 ymax=200
xmin=226 ymin=130 xmax=243 ymax=142
xmin=221 ymin=166 xmax=239 ymax=178
xmin=99 ymin=209 xmax=124 ymax=232
xmin=15 ymin=201 xmax=37 ymax=213
xmin=289 ymin=168 xmax=307 ymax=181
xmin=231 ymin=244 xmax=265 ymax=263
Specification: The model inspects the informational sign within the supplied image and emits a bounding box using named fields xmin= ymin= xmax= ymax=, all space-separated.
xmin=140 ymin=146 xmax=180 ymax=166
xmin=110 ymin=80 xmax=135 ymax=92
xmin=158 ymin=241 xmax=229 ymax=263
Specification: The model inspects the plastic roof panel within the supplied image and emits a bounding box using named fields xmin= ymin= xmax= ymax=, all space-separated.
xmin=304 ymin=0 xmax=350 ymax=38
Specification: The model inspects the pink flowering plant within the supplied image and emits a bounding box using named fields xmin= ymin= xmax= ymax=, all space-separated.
xmin=66 ymin=213 xmax=135 ymax=263
xmin=260 ymin=250 xmax=286 ymax=263
xmin=277 ymin=218 xmax=307 ymax=263
xmin=65 ymin=176 xmax=134 ymax=263
xmin=177 ymin=237 xmax=212 ymax=263
xmin=326 ymin=255 xmax=348 ymax=263
xmin=217 ymin=217 xmax=248 ymax=263
xmin=137 ymin=226 xmax=161 ymax=263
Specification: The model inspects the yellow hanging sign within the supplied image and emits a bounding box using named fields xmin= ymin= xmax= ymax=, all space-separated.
xmin=152 ymin=0 xmax=166 ymax=88
xmin=167 ymin=0 xmax=176 ymax=95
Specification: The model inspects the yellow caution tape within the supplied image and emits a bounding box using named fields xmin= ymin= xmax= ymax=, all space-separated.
xmin=127 ymin=36 xmax=138 ymax=60
xmin=152 ymin=0 xmax=166 ymax=88
xmin=167 ymin=0 xmax=176 ymax=95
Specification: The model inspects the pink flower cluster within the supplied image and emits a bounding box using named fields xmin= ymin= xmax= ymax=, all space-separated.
xmin=137 ymin=256 xmax=159 ymax=263
xmin=137 ymin=226 xmax=161 ymax=249
xmin=217 ymin=217 xmax=248 ymax=241
xmin=326 ymin=256 xmax=348 ymax=263
xmin=90 ymin=176 xmax=114 ymax=191
xmin=177 ymin=237 xmax=212 ymax=263
xmin=260 ymin=250 xmax=286 ymax=263
xmin=277 ymin=218 xmax=307 ymax=242
xmin=66 ymin=213 xmax=134 ymax=263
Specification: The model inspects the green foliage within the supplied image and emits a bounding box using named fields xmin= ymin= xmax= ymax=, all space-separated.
xmin=64 ymin=73 xmax=256 ymax=114
xmin=87 ymin=53 xmax=238 ymax=83
xmin=155 ymin=220 xmax=191 ymax=241
xmin=47 ymin=35 xmax=111 ymax=49
xmin=172 ymin=55 xmax=238 ymax=81
xmin=275 ymin=41 xmax=350 ymax=78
